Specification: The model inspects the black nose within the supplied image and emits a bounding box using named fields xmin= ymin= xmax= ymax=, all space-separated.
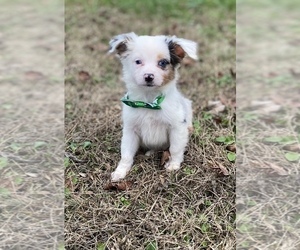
xmin=144 ymin=73 xmax=154 ymax=83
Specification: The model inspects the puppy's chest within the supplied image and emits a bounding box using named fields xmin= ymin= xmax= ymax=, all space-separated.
xmin=130 ymin=111 xmax=170 ymax=148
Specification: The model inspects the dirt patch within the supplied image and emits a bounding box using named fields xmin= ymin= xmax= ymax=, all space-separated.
xmin=65 ymin=2 xmax=235 ymax=249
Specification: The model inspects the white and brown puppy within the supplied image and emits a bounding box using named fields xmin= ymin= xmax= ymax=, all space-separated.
xmin=109 ymin=32 xmax=197 ymax=182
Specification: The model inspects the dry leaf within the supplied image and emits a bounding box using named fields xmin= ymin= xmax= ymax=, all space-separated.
xmin=265 ymin=162 xmax=288 ymax=176
xmin=207 ymin=100 xmax=226 ymax=114
xmin=104 ymin=181 xmax=133 ymax=191
xmin=25 ymin=172 xmax=38 ymax=177
xmin=160 ymin=150 xmax=170 ymax=166
xmin=282 ymin=144 xmax=300 ymax=152
xmin=78 ymin=70 xmax=91 ymax=81
xmin=79 ymin=172 xmax=87 ymax=177
xmin=24 ymin=71 xmax=44 ymax=81
xmin=216 ymin=162 xmax=229 ymax=176
xmin=251 ymin=100 xmax=281 ymax=114
xmin=218 ymin=71 xmax=224 ymax=78
xmin=219 ymin=94 xmax=236 ymax=108
xmin=226 ymin=144 xmax=236 ymax=153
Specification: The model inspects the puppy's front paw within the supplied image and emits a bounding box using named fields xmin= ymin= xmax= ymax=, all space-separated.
xmin=145 ymin=150 xmax=155 ymax=157
xmin=111 ymin=168 xmax=127 ymax=182
xmin=165 ymin=162 xmax=181 ymax=172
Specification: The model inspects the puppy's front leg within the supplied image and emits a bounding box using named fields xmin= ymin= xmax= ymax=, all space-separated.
xmin=165 ymin=126 xmax=189 ymax=172
xmin=111 ymin=128 xmax=139 ymax=182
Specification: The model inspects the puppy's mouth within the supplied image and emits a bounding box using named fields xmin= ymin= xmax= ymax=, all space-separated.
xmin=146 ymin=82 xmax=155 ymax=87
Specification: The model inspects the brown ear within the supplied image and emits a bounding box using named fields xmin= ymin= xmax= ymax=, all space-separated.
xmin=115 ymin=42 xmax=127 ymax=55
xmin=168 ymin=41 xmax=185 ymax=66
xmin=174 ymin=44 xmax=185 ymax=59
xmin=109 ymin=32 xmax=138 ymax=57
xmin=165 ymin=36 xmax=198 ymax=65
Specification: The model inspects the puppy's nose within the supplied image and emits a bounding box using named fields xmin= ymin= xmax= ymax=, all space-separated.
xmin=144 ymin=73 xmax=154 ymax=83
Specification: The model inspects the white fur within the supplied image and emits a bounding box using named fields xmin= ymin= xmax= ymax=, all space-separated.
xmin=109 ymin=32 xmax=197 ymax=181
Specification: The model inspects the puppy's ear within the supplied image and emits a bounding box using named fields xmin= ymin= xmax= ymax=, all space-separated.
xmin=109 ymin=32 xmax=137 ymax=57
xmin=165 ymin=36 xmax=198 ymax=66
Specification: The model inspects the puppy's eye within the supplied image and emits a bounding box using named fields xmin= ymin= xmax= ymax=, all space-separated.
xmin=158 ymin=59 xmax=170 ymax=69
xmin=135 ymin=60 xmax=142 ymax=65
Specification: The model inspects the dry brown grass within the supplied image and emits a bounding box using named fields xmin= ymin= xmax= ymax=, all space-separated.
xmin=65 ymin=2 xmax=235 ymax=249
xmin=237 ymin=2 xmax=300 ymax=249
xmin=0 ymin=1 xmax=64 ymax=249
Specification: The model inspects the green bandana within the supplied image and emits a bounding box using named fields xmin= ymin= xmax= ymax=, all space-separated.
xmin=121 ymin=93 xmax=165 ymax=110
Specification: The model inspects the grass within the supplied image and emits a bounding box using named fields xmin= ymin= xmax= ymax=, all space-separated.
xmin=237 ymin=0 xmax=300 ymax=248
xmin=65 ymin=0 xmax=235 ymax=249
xmin=0 ymin=1 xmax=64 ymax=249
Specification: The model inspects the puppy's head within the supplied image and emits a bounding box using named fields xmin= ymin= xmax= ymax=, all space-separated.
xmin=109 ymin=32 xmax=197 ymax=88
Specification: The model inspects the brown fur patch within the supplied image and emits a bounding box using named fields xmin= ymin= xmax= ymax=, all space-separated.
xmin=174 ymin=45 xmax=185 ymax=59
xmin=116 ymin=42 xmax=127 ymax=55
xmin=168 ymin=41 xmax=185 ymax=66
xmin=162 ymin=66 xmax=175 ymax=85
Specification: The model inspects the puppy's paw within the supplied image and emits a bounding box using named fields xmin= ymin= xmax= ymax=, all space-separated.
xmin=145 ymin=150 xmax=155 ymax=157
xmin=165 ymin=162 xmax=181 ymax=172
xmin=111 ymin=168 xmax=127 ymax=182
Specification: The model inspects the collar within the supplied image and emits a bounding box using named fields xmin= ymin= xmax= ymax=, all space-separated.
xmin=121 ymin=93 xmax=165 ymax=110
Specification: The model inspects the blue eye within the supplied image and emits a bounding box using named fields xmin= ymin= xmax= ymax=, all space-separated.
xmin=158 ymin=59 xmax=169 ymax=69
xmin=135 ymin=60 xmax=142 ymax=65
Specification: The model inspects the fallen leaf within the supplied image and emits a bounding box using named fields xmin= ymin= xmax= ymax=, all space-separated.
xmin=25 ymin=172 xmax=38 ymax=178
xmin=264 ymin=162 xmax=288 ymax=176
xmin=79 ymin=172 xmax=87 ymax=177
xmin=207 ymin=100 xmax=226 ymax=114
xmin=216 ymin=162 xmax=229 ymax=176
xmin=208 ymin=100 xmax=221 ymax=107
xmin=24 ymin=71 xmax=44 ymax=81
xmin=218 ymin=71 xmax=224 ymax=78
xmin=160 ymin=150 xmax=170 ymax=166
xmin=78 ymin=70 xmax=91 ymax=81
xmin=104 ymin=181 xmax=133 ymax=191
xmin=268 ymin=72 xmax=278 ymax=78
xmin=282 ymin=144 xmax=300 ymax=152
xmin=251 ymin=100 xmax=281 ymax=114
xmin=219 ymin=94 xmax=235 ymax=108
xmin=226 ymin=144 xmax=236 ymax=152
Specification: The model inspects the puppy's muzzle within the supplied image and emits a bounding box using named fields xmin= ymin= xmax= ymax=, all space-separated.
xmin=144 ymin=73 xmax=154 ymax=86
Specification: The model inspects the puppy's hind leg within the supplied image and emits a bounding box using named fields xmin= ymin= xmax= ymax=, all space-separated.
xmin=182 ymin=98 xmax=193 ymax=133
xmin=111 ymin=129 xmax=139 ymax=182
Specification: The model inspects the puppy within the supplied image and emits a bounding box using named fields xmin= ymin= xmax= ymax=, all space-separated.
xmin=109 ymin=32 xmax=197 ymax=181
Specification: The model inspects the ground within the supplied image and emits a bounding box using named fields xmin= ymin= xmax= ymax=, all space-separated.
xmin=237 ymin=1 xmax=300 ymax=249
xmin=0 ymin=1 xmax=64 ymax=249
xmin=65 ymin=1 xmax=236 ymax=249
